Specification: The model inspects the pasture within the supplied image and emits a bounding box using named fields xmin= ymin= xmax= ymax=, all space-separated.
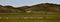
xmin=0 ymin=13 xmax=60 ymax=22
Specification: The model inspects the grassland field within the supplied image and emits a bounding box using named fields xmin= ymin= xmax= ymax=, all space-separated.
xmin=0 ymin=13 xmax=60 ymax=22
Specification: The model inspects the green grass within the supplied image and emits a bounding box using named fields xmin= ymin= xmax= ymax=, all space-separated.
xmin=0 ymin=19 xmax=60 ymax=22
xmin=0 ymin=13 xmax=60 ymax=22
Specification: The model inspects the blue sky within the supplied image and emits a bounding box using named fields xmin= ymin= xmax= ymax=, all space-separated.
xmin=0 ymin=0 xmax=60 ymax=7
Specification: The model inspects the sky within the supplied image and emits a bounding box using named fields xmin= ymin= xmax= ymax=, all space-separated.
xmin=0 ymin=0 xmax=60 ymax=7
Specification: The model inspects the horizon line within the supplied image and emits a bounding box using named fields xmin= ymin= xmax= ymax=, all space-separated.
xmin=1 ymin=3 xmax=60 ymax=7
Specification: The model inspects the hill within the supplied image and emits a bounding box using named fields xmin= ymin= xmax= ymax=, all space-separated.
xmin=0 ymin=3 xmax=60 ymax=13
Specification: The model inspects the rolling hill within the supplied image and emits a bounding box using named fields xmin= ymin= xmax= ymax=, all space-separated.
xmin=0 ymin=3 xmax=60 ymax=13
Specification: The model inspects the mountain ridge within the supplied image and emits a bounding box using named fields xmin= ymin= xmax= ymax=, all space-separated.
xmin=0 ymin=3 xmax=60 ymax=13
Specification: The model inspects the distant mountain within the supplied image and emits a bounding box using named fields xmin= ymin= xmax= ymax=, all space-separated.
xmin=0 ymin=5 xmax=21 ymax=13
xmin=28 ymin=3 xmax=60 ymax=12
xmin=0 ymin=3 xmax=60 ymax=13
